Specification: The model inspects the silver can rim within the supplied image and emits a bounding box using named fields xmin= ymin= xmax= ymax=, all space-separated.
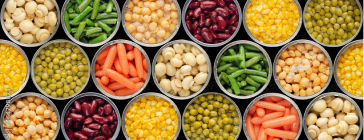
xmin=181 ymin=92 xmax=243 ymax=140
xmin=60 ymin=0 xmax=121 ymax=47
xmin=213 ymin=40 xmax=273 ymax=99
xmin=272 ymin=39 xmax=334 ymax=100
xmin=91 ymin=39 xmax=152 ymax=100
xmin=242 ymin=93 xmax=303 ymax=140
xmin=333 ymin=40 xmax=363 ymax=100
xmin=30 ymin=39 xmax=91 ymax=100
xmin=60 ymin=92 xmax=122 ymax=140
xmin=0 ymin=0 xmax=61 ymax=47
xmin=302 ymin=0 xmax=363 ymax=47
xmin=121 ymin=92 xmax=181 ymax=140
xmin=151 ymin=39 xmax=212 ymax=100
xmin=181 ymin=0 xmax=243 ymax=47
xmin=242 ymin=0 xmax=303 ymax=47
xmin=0 ymin=92 xmax=61 ymax=140
xmin=302 ymin=92 xmax=363 ymax=140
xmin=121 ymin=0 xmax=182 ymax=47
xmin=0 ymin=40 xmax=30 ymax=100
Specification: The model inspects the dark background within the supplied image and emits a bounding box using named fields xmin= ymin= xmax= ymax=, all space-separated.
xmin=1 ymin=0 xmax=363 ymax=140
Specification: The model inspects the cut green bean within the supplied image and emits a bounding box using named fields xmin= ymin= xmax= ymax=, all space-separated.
xmin=245 ymin=77 xmax=261 ymax=88
xmin=245 ymin=44 xmax=261 ymax=51
xmin=240 ymin=81 xmax=247 ymax=87
xmin=228 ymin=48 xmax=240 ymax=68
xmin=226 ymin=67 xmax=239 ymax=75
xmin=239 ymin=44 xmax=246 ymax=69
xmin=217 ymin=63 xmax=233 ymax=73
xmin=96 ymin=12 xmax=117 ymax=20
xmin=248 ymin=75 xmax=267 ymax=84
xmin=260 ymin=61 xmax=265 ymax=68
xmin=91 ymin=0 xmax=101 ymax=20
xmin=246 ymin=55 xmax=262 ymax=68
xmin=106 ymin=0 xmax=114 ymax=13
xmin=75 ymin=0 xmax=82 ymax=5
xmin=86 ymin=32 xmax=106 ymax=38
xmin=98 ymin=3 xmax=108 ymax=12
xmin=98 ymin=18 xmax=117 ymax=24
xmin=220 ymin=55 xmax=244 ymax=62
xmin=227 ymin=88 xmax=233 ymax=93
xmin=240 ymin=90 xmax=254 ymax=95
xmin=79 ymin=0 xmax=93 ymax=12
xmin=241 ymin=73 xmax=247 ymax=79
xmin=74 ymin=22 xmax=86 ymax=40
xmin=228 ymin=75 xmax=241 ymax=95
xmin=97 ymin=21 xmax=112 ymax=33
xmin=89 ymin=34 xmax=107 ymax=43
xmin=74 ymin=4 xmax=80 ymax=13
xmin=251 ymin=64 xmax=262 ymax=71
xmin=244 ymin=86 xmax=257 ymax=91
xmin=86 ymin=27 xmax=102 ymax=36
xmin=68 ymin=8 xmax=75 ymax=13
xmin=85 ymin=19 xmax=95 ymax=26
xmin=71 ymin=6 xmax=93 ymax=24
xmin=220 ymin=72 xmax=230 ymax=85
xmin=263 ymin=58 xmax=269 ymax=68
xmin=112 ymin=7 xmax=117 ymax=12
xmin=80 ymin=32 xmax=86 ymax=40
xmin=243 ymin=69 xmax=267 ymax=78
xmin=246 ymin=52 xmax=265 ymax=59
xmin=69 ymin=13 xmax=78 ymax=19
xmin=220 ymin=80 xmax=226 ymax=86
xmin=66 ymin=3 xmax=73 ymax=11
xmin=218 ymin=61 xmax=227 ymax=67
xmin=82 ymin=13 xmax=92 ymax=21
xmin=64 ymin=12 xmax=72 ymax=32
xmin=237 ymin=77 xmax=243 ymax=82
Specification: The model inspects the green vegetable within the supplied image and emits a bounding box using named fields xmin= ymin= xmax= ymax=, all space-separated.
xmin=237 ymin=77 xmax=243 ymax=82
xmin=218 ymin=61 xmax=227 ymax=67
xmin=91 ymin=0 xmax=101 ymax=20
xmin=240 ymin=90 xmax=254 ymax=95
xmin=246 ymin=52 xmax=265 ymax=59
xmin=217 ymin=63 xmax=233 ymax=73
xmin=241 ymin=74 xmax=247 ymax=79
xmin=75 ymin=0 xmax=82 ymax=5
xmin=86 ymin=27 xmax=102 ymax=36
xmin=79 ymin=0 xmax=93 ymax=12
xmin=71 ymin=6 xmax=93 ymax=24
xmin=245 ymin=44 xmax=261 ymax=51
xmin=66 ymin=3 xmax=73 ymax=11
xmin=74 ymin=22 xmax=86 ymax=40
xmin=97 ymin=21 xmax=112 ymax=33
xmin=228 ymin=48 xmax=240 ymax=68
xmin=220 ymin=55 xmax=244 ymax=62
xmin=246 ymin=55 xmax=262 ymax=68
xmin=98 ymin=18 xmax=117 ymax=24
xmin=86 ymin=32 xmax=106 ymax=38
xmin=98 ymin=3 xmax=108 ymax=12
xmin=239 ymin=44 xmax=246 ymax=69
xmin=74 ymin=4 xmax=80 ymax=13
xmin=226 ymin=67 xmax=239 ymax=75
xmin=80 ymin=38 xmax=88 ymax=43
xmin=96 ymin=12 xmax=117 ymax=20
xmin=248 ymin=75 xmax=267 ymax=84
xmin=69 ymin=13 xmax=78 ymax=19
xmin=228 ymin=76 xmax=240 ymax=95
xmin=227 ymin=88 xmax=233 ymax=93
xmin=220 ymin=72 xmax=230 ymax=85
xmin=244 ymin=86 xmax=257 ymax=91
xmin=89 ymin=34 xmax=107 ymax=43
xmin=245 ymin=77 xmax=261 ymax=88
xmin=251 ymin=64 xmax=262 ymax=71
xmin=240 ymin=81 xmax=247 ymax=87
xmin=85 ymin=19 xmax=95 ymax=26
xmin=64 ymin=12 xmax=72 ymax=32
xmin=106 ymin=0 xmax=114 ymax=13
xmin=68 ymin=7 xmax=75 ymax=13
xmin=220 ymin=80 xmax=226 ymax=86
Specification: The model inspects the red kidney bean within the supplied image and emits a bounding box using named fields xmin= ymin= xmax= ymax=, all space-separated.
xmin=234 ymin=22 xmax=238 ymax=27
xmin=104 ymin=104 xmax=112 ymax=116
xmin=200 ymin=1 xmax=216 ymax=9
xmin=66 ymin=130 xmax=74 ymax=139
xmin=112 ymin=111 xmax=117 ymax=121
xmin=92 ymin=114 xmax=108 ymax=124
xmin=78 ymin=97 xmax=90 ymax=103
xmin=203 ymin=8 xmax=213 ymax=14
xmin=101 ymin=124 xmax=112 ymax=138
xmin=84 ymin=117 xmax=93 ymax=124
xmin=228 ymin=15 xmax=238 ymax=25
xmin=209 ymin=28 xmax=218 ymax=39
xmin=193 ymin=8 xmax=202 ymax=18
xmin=98 ymin=107 xmax=105 ymax=116
xmin=106 ymin=115 xmax=114 ymax=123
xmin=205 ymin=18 xmax=212 ymax=26
xmin=194 ymin=34 xmax=204 ymax=42
xmin=213 ymin=40 xmax=224 ymax=44
xmin=113 ymin=121 xmax=118 ymax=126
xmin=229 ymin=4 xmax=239 ymax=15
xmin=211 ymin=24 xmax=221 ymax=31
xmin=82 ymin=102 xmax=91 ymax=117
xmin=71 ymin=108 xmax=77 ymax=113
xmin=187 ymin=10 xmax=194 ymax=17
xmin=217 ymin=33 xmax=231 ymax=39
xmin=209 ymin=11 xmax=217 ymax=23
xmin=64 ymin=117 xmax=73 ymax=129
xmin=73 ymin=121 xmax=82 ymax=129
xmin=199 ymin=13 xmax=205 ymax=27
xmin=201 ymin=28 xmax=213 ymax=43
xmin=109 ymin=124 xmax=116 ymax=133
xmin=194 ymin=28 xmax=201 ymax=35
xmin=92 ymin=136 xmax=106 ymax=140
xmin=216 ymin=16 xmax=227 ymax=29
xmin=224 ymin=29 xmax=230 ymax=33
xmin=70 ymin=113 xmax=85 ymax=122
xmin=231 ymin=26 xmax=237 ymax=33
xmin=74 ymin=131 xmax=88 ymax=140
xmin=216 ymin=0 xmax=225 ymax=7
xmin=90 ymin=100 xmax=98 ymax=115
xmin=215 ymin=7 xmax=229 ymax=17
xmin=186 ymin=20 xmax=193 ymax=33
xmin=185 ymin=14 xmax=190 ymax=20
xmin=224 ymin=6 xmax=234 ymax=15
xmin=192 ymin=20 xmax=199 ymax=30
xmin=189 ymin=2 xmax=200 ymax=9
xmin=74 ymin=101 xmax=82 ymax=112
xmin=87 ymin=123 xmax=101 ymax=130
xmin=82 ymin=127 xmax=97 ymax=137
xmin=66 ymin=108 xmax=71 ymax=117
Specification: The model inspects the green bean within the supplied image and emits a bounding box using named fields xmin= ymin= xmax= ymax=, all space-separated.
xmin=260 ymin=61 xmax=264 ymax=68
xmin=68 ymin=7 xmax=75 ymax=13
xmin=64 ymin=11 xmax=72 ymax=32
xmin=89 ymin=1 xmax=94 ymax=6
xmin=228 ymin=48 xmax=240 ymax=68
xmin=251 ymin=64 xmax=262 ymax=71
xmin=89 ymin=34 xmax=107 ymax=43
xmin=98 ymin=3 xmax=108 ymax=12
xmin=240 ymin=81 xmax=247 ymax=87
xmin=71 ymin=6 xmax=93 ymax=24
xmin=74 ymin=22 xmax=86 ymax=40
xmin=226 ymin=67 xmax=239 ymax=75
xmin=246 ymin=55 xmax=262 ymax=68
xmin=75 ymin=4 xmax=80 ymax=13
xmin=80 ymin=38 xmax=88 ymax=43
xmin=79 ymin=0 xmax=93 ymax=12
xmin=248 ymin=75 xmax=267 ymax=84
xmin=244 ymin=44 xmax=261 ymax=51
xmin=265 ymin=67 xmax=269 ymax=73
xmin=86 ymin=32 xmax=106 ymax=38
xmin=91 ymin=0 xmax=101 ymax=20
xmin=241 ymin=73 xmax=247 ymax=79
xmin=227 ymin=88 xmax=233 ymax=93
xmin=69 ymin=13 xmax=78 ymax=19
xmin=217 ymin=63 xmax=232 ymax=73
xmin=220 ymin=55 xmax=244 ymax=62
xmin=228 ymin=76 xmax=240 ymax=95
xmin=218 ymin=73 xmax=223 ymax=81
xmin=245 ymin=77 xmax=260 ymax=88
xmin=96 ymin=12 xmax=117 ymax=20
xmin=71 ymin=27 xmax=93 ymax=33
xmin=246 ymin=52 xmax=265 ymax=59
xmin=220 ymin=80 xmax=226 ymax=86
xmin=82 ymin=13 xmax=92 ymax=21
xmin=239 ymin=44 xmax=246 ymax=69
xmin=85 ymin=19 xmax=95 ymax=26
xmin=112 ymin=7 xmax=117 ymax=12
xmin=97 ymin=21 xmax=112 ymax=33
xmin=243 ymin=69 xmax=267 ymax=78
xmin=220 ymin=72 xmax=230 ymax=85
xmin=218 ymin=61 xmax=226 ymax=67
xmin=86 ymin=27 xmax=102 ymax=36
xmin=75 ymin=0 xmax=82 ymax=5
xmin=66 ymin=3 xmax=73 ymax=11
xmin=70 ymin=0 xmax=76 ymax=3
xmin=240 ymin=90 xmax=254 ymax=95
xmin=98 ymin=18 xmax=117 ymax=24
xmin=237 ymin=77 xmax=243 ymax=82
xmin=106 ymin=0 xmax=114 ymax=13
xmin=263 ymin=58 xmax=269 ymax=68
xmin=244 ymin=86 xmax=257 ymax=91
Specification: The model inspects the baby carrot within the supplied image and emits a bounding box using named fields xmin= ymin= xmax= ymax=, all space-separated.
xmin=106 ymin=69 xmax=135 ymax=89
xmin=249 ymin=105 xmax=257 ymax=115
xmin=142 ymin=69 xmax=147 ymax=81
xmin=290 ymin=107 xmax=299 ymax=132
xmin=97 ymin=58 xmax=106 ymax=65
xmin=256 ymin=107 xmax=265 ymax=117
xmin=103 ymin=45 xmax=117 ymax=74
xmin=126 ymin=50 xmax=134 ymax=61
xmin=254 ymin=124 xmax=260 ymax=139
xmin=97 ymin=46 xmax=110 ymax=60
xmin=95 ymin=70 xmax=105 ymax=77
xmin=96 ymin=78 xmax=115 ymax=95
xmin=255 ymin=101 xmax=285 ymax=112
xmin=282 ymin=108 xmax=291 ymax=131
xmin=265 ymin=109 xmax=275 ymax=114
xmin=251 ymin=112 xmax=284 ymax=125
xmin=247 ymin=114 xmax=257 ymax=140
xmin=101 ymin=76 xmax=109 ymax=85
xmin=267 ymin=136 xmax=275 ymax=140
xmin=262 ymin=97 xmax=274 ymax=102
xmin=264 ymin=128 xmax=297 ymax=139
xmin=114 ymin=57 xmax=123 ymax=74
xmin=117 ymin=43 xmax=129 ymax=75
xmin=258 ymin=125 xmax=267 ymax=140
xmin=128 ymin=62 xmax=138 ymax=77
xmin=262 ymin=115 xmax=296 ymax=128
xmin=142 ymin=59 xmax=148 ymax=71
xmin=272 ymin=138 xmax=281 ymax=140
xmin=95 ymin=64 xmax=101 ymax=71
xmin=134 ymin=48 xmax=143 ymax=79
xmin=271 ymin=97 xmax=283 ymax=102
xmin=114 ymin=82 xmax=144 ymax=96
xmin=125 ymin=44 xmax=133 ymax=50
xmin=107 ymin=77 xmax=141 ymax=90
xmin=276 ymin=100 xmax=291 ymax=108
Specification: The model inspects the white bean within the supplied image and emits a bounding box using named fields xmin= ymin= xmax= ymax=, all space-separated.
xmin=160 ymin=79 xmax=172 ymax=92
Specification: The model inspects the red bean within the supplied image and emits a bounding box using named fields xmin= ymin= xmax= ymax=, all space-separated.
xmin=74 ymin=101 xmax=82 ymax=112
xmin=215 ymin=7 xmax=229 ymax=17
xmin=193 ymin=8 xmax=202 ymax=18
xmin=216 ymin=16 xmax=227 ymax=29
xmin=73 ymin=121 xmax=82 ymax=129
xmin=90 ymin=100 xmax=98 ymax=115
xmin=98 ymin=107 xmax=105 ymax=116
xmin=112 ymin=111 xmax=117 ymax=120
xmin=217 ymin=33 xmax=231 ymax=39
xmin=109 ymin=124 xmax=116 ymax=133
xmin=228 ymin=15 xmax=238 ymax=25
xmin=82 ymin=127 xmax=98 ymax=137
xmin=78 ymin=97 xmax=90 ymax=103
xmin=71 ymin=108 xmax=77 ymax=113
xmin=66 ymin=108 xmax=71 ymax=117
xmin=229 ymin=4 xmax=239 ymax=15
xmin=224 ymin=29 xmax=230 ymax=34
xmin=185 ymin=14 xmax=190 ymax=20
xmin=84 ymin=117 xmax=93 ymax=124
xmin=231 ymin=26 xmax=237 ymax=33
xmin=209 ymin=28 xmax=218 ymax=39
xmin=186 ymin=20 xmax=193 ymax=33
xmin=203 ymin=8 xmax=213 ymax=14
xmin=107 ymin=138 xmax=112 ymax=140
xmin=74 ymin=131 xmax=88 ymax=140
xmin=205 ymin=18 xmax=212 ymax=26
xmin=113 ymin=121 xmax=118 ymax=126
xmin=189 ymin=2 xmax=200 ymax=9
xmin=209 ymin=11 xmax=217 ymax=23
xmin=211 ymin=24 xmax=220 ymax=31
xmin=65 ymin=117 xmax=73 ymax=129
xmin=234 ymin=22 xmax=238 ymax=27
xmin=104 ymin=104 xmax=112 ymax=116
xmin=192 ymin=20 xmax=199 ymax=30
xmin=70 ymin=113 xmax=85 ymax=122
xmin=201 ymin=28 xmax=213 ymax=43
xmin=106 ymin=115 xmax=114 ymax=123
xmin=216 ymin=0 xmax=225 ymax=7
xmin=87 ymin=123 xmax=101 ymax=129
xmin=200 ymin=1 xmax=216 ymax=9
xmin=213 ymin=40 xmax=224 ymax=44
xmin=92 ymin=114 xmax=108 ymax=124
xmin=66 ymin=130 xmax=74 ymax=139
xmin=224 ymin=6 xmax=234 ymax=15
xmin=194 ymin=28 xmax=201 ymax=35
xmin=199 ymin=13 xmax=205 ymax=27
xmin=194 ymin=34 xmax=204 ymax=42
xmin=82 ymin=102 xmax=91 ymax=117
xmin=187 ymin=10 xmax=194 ymax=17
xmin=92 ymin=136 xmax=107 ymax=140
xmin=101 ymin=124 xmax=112 ymax=138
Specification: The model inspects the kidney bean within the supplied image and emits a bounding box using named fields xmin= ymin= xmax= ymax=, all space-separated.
xmin=224 ymin=29 xmax=230 ymax=33
xmin=205 ymin=18 xmax=212 ymax=26
xmin=65 ymin=117 xmax=73 ymax=129
xmin=66 ymin=108 xmax=71 ymax=117
xmin=224 ymin=6 xmax=234 ymax=15
xmin=113 ymin=121 xmax=118 ymax=126
xmin=82 ymin=127 xmax=97 ymax=137
xmin=90 ymin=100 xmax=98 ymax=115
xmin=231 ymin=26 xmax=237 ymax=33
xmin=234 ymin=22 xmax=238 ymax=27
xmin=185 ymin=14 xmax=190 ymax=20
xmin=211 ymin=24 xmax=220 ymax=31
xmin=106 ymin=115 xmax=114 ymax=123
xmin=216 ymin=0 xmax=225 ymax=7
xmin=192 ymin=20 xmax=199 ymax=30
xmin=194 ymin=34 xmax=204 ymax=42
xmin=199 ymin=13 xmax=205 ymax=27
xmin=82 ymin=102 xmax=91 ymax=117
xmin=229 ymin=4 xmax=239 ymax=15
xmin=187 ymin=9 xmax=194 ymax=17
xmin=213 ymin=40 xmax=224 ymax=44
xmin=73 ymin=121 xmax=82 ymax=129
xmin=209 ymin=28 xmax=218 ymax=39
xmin=92 ymin=136 xmax=106 ymax=140
xmin=209 ymin=11 xmax=217 ymax=23
xmin=74 ymin=101 xmax=82 ymax=112
xmin=194 ymin=28 xmax=201 ymax=35
xmin=70 ymin=113 xmax=85 ymax=122
xmin=112 ymin=111 xmax=117 ymax=121
xmin=201 ymin=28 xmax=213 ymax=43
xmin=84 ymin=117 xmax=93 ymax=125
xmin=228 ymin=15 xmax=238 ymax=25
xmin=66 ymin=130 xmax=74 ymax=139
xmin=101 ymin=124 xmax=112 ymax=138
xmin=92 ymin=114 xmax=108 ymax=124
xmin=186 ymin=20 xmax=193 ymax=33
xmin=74 ymin=131 xmax=88 ymax=140
xmin=200 ymin=1 xmax=216 ymax=9
xmin=216 ymin=16 xmax=227 ymax=29
xmin=87 ymin=123 xmax=101 ymax=129
xmin=98 ymin=107 xmax=105 ymax=116
xmin=104 ymin=104 xmax=112 ymax=116
xmin=215 ymin=7 xmax=229 ymax=17
xmin=71 ymin=108 xmax=77 ymax=113
xmin=217 ymin=33 xmax=231 ymax=39
xmin=189 ymin=2 xmax=200 ymax=9
xmin=203 ymin=8 xmax=213 ymax=14
xmin=193 ymin=8 xmax=202 ymax=18
xmin=109 ymin=124 xmax=116 ymax=133
xmin=78 ymin=97 xmax=90 ymax=103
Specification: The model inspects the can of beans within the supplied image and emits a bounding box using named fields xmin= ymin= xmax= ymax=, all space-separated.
xmin=273 ymin=40 xmax=333 ymax=100
xmin=0 ymin=92 xmax=61 ymax=140
xmin=303 ymin=92 xmax=363 ymax=140
xmin=0 ymin=0 xmax=61 ymax=47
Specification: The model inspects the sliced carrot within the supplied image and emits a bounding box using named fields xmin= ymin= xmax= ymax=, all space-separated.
xmin=107 ymin=77 xmax=141 ymax=91
xmin=95 ymin=70 xmax=105 ymax=77
xmin=282 ymin=108 xmax=291 ymax=131
xmin=97 ymin=58 xmax=106 ymax=65
xmin=256 ymin=108 xmax=265 ymax=117
xmin=115 ymin=82 xmax=144 ymax=96
xmin=247 ymin=114 xmax=257 ymax=140
xmin=103 ymin=45 xmax=117 ymax=74
xmin=95 ymin=64 xmax=101 ymax=71
xmin=262 ymin=115 xmax=296 ymax=128
xmin=96 ymin=78 xmax=115 ymax=95
xmin=106 ymin=69 xmax=135 ymax=89
xmin=276 ymin=100 xmax=291 ymax=108
xmin=117 ymin=43 xmax=129 ymax=75
xmin=262 ymin=97 xmax=274 ymax=102
xmin=249 ymin=105 xmax=257 ymax=115
xmin=142 ymin=59 xmax=148 ymax=71
xmin=134 ymin=48 xmax=143 ymax=79
xmin=126 ymin=50 xmax=134 ymax=61
xmin=255 ymin=101 xmax=285 ymax=112
xmin=254 ymin=124 xmax=260 ymax=139
xmin=125 ymin=44 xmax=133 ymax=50
xmin=257 ymin=124 xmax=267 ymax=140
xmin=290 ymin=107 xmax=299 ymax=132
xmin=128 ymin=62 xmax=138 ymax=77
xmin=271 ymin=97 xmax=283 ymax=102
xmin=264 ymin=128 xmax=297 ymax=139
xmin=251 ymin=112 xmax=284 ymax=125
xmin=142 ymin=69 xmax=147 ymax=81
xmin=114 ymin=57 xmax=123 ymax=74
xmin=97 ymin=47 xmax=110 ymax=61
xmin=101 ymin=76 xmax=109 ymax=86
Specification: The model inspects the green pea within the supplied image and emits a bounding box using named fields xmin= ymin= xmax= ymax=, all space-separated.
xmin=210 ymin=111 xmax=217 ymax=117
xmin=45 ymin=50 xmax=51 ymax=56
xmin=34 ymin=76 xmax=41 ymax=83
xmin=56 ymin=82 xmax=63 ymax=88
xmin=74 ymin=86 xmax=81 ymax=92
xmin=73 ymin=47 xmax=80 ymax=54
xmin=45 ymin=88 xmax=52 ymax=94
xmin=40 ymin=81 xmax=47 ymax=87
xmin=71 ymin=54 xmax=78 ymax=60
xmin=51 ymin=92 xmax=57 ymax=97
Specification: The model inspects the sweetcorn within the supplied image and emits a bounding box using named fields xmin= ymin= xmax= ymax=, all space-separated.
xmin=246 ymin=0 xmax=300 ymax=44
xmin=0 ymin=43 xmax=27 ymax=96
xmin=125 ymin=96 xmax=178 ymax=140
xmin=337 ymin=43 xmax=363 ymax=96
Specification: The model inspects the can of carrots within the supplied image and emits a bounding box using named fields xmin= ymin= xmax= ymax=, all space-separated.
xmin=91 ymin=39 xmax=151 ymax=100
xmin=243 ymin=93 xmax=303 ymax=140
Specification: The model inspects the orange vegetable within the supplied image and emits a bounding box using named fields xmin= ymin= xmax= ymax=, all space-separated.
xmin=142 ymin=59 xmax=148 ymax=71
xmin=262 ymin=115 xmax=296 ymax=128
xmin=257 ymin=107 xmax=265 ymax=117
xmin=106 ymin=69 xmax=135 ymax=89
xmin=263 ymin=97 xmax=274 ymax=102
xmin=117 ymin=43 xmax=129 ymax=76
xmin=255 ymin=101 xmax=285 ymax=112
xmin=264 ymin=128 xmax=297 ymax=139
xmin=282 ymin=108 xmax=291 ymax=131
xmin=97 ymin=58 xmax=106 ymax=65
xmin=101 ymin=76 xmax=109 ymax=85
xmin=134 ymin=48 xmax=144 ymax=79
xmin=272 ymin=138 xmax=281 ymax=140
xmin=249 ymin=105 xmax=257 ymax=115
xmin=271 ymin=97 xmax=283 ymax=102
xmin=290 ymin=107 xmax=299 ymax=132
xmin=97 ymin=47 xmax=110 ymax=61
xmin=128 ymin=62 xmax=138 ymax=77
xmin=265 ymin=109 xmax=275 ymax=114
xmin=107 ymin=77 xmax=142 ymax=91
xmin=96 ymin=78 xmax=115 ymax=95
xmin=114 ymin=57 xmax=123 ymax=74
xmin=142 ymin=69 xmax=147 ymax=81
xmin=126 ymin=50 xmax=134 ymax=61
xmin=103 ymin=45 xmax=117 ymax=74
xmin=251 ymin=112 xmax=284 ymax=125
xmin=267 ymin=136 xmax=275 ymax=140
xmin=258 ymin=124 xmax=267 ymax=140
xmin=247 ymin=114 xmax=257 ymax=140
xmin=254 ymin=124 xmax=260 ymax=139
xmin=95 ymin=70 xmax=105 ymax=77
xmin=125 ymin=44 xmax=133 ymax=50
xmin=95 ymin=64 xmax=101 ymax=71
xmin=276 ymin=100 xmax=291 ymax=108
xmin=114 ymin=82 xmax=144 ymax=96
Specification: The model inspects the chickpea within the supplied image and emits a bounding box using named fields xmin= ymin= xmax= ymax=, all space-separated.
xmin=283 ymin=84 xmax=292 ymax=92
xmin=36 ymin=106 xmax=44 ymax=115
xmin=136 ymin=25 xmax=145 ymax=32
xmin=285 ymin=58 xmax=294 ymax=65
xmin=312 ymin=60 xmax=320 ymax=67
xmin=292 ymin=84 xmax=299 ymax=93
xmin=34 ymin=97 xmax=42 ymax=105
xmin=132 ymin=13 xmax=140 ymax=21
xmin=15 ymin=111 xmax=24 ymax=118
xmin=300 ymin=78 xmax=309 ymax=87
xmin=278 ymin=71 xmax=287 ymax=80
xmin=277 ymin=59 xmax=285 ymax=67
xmin=125 ymin=13 xmax=132 ymax=22
xmin=313 ymin=86 xmax=321 ymax=93
xmin=127 ymin=1 xmax=134 ymax=9
xmin=157 ymin=9 xmax=164 ymax=18
xmin=143 ymin=15 xmax=151 ymax=23
xmin=133 ymin=7 xmax=141 ymax=14
xmin=134 ymin=33 xmax=143 ymax=41
xmin=156 ymin=29 xmax=166 ymax=38
xmin=43 ymin=110 xmax=51 ymax=118
xmin=127 ymin=24 xmax=136 ymax=33
xmin=10 ymin=104 xmax=17 ymax=112
xmin=276 ymin=65 xmax=282 ymax=73
xmin=161 ymin=20 xmax=169 ymax=29
xmin=149 ymin=2 xmax=157 ymax=11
